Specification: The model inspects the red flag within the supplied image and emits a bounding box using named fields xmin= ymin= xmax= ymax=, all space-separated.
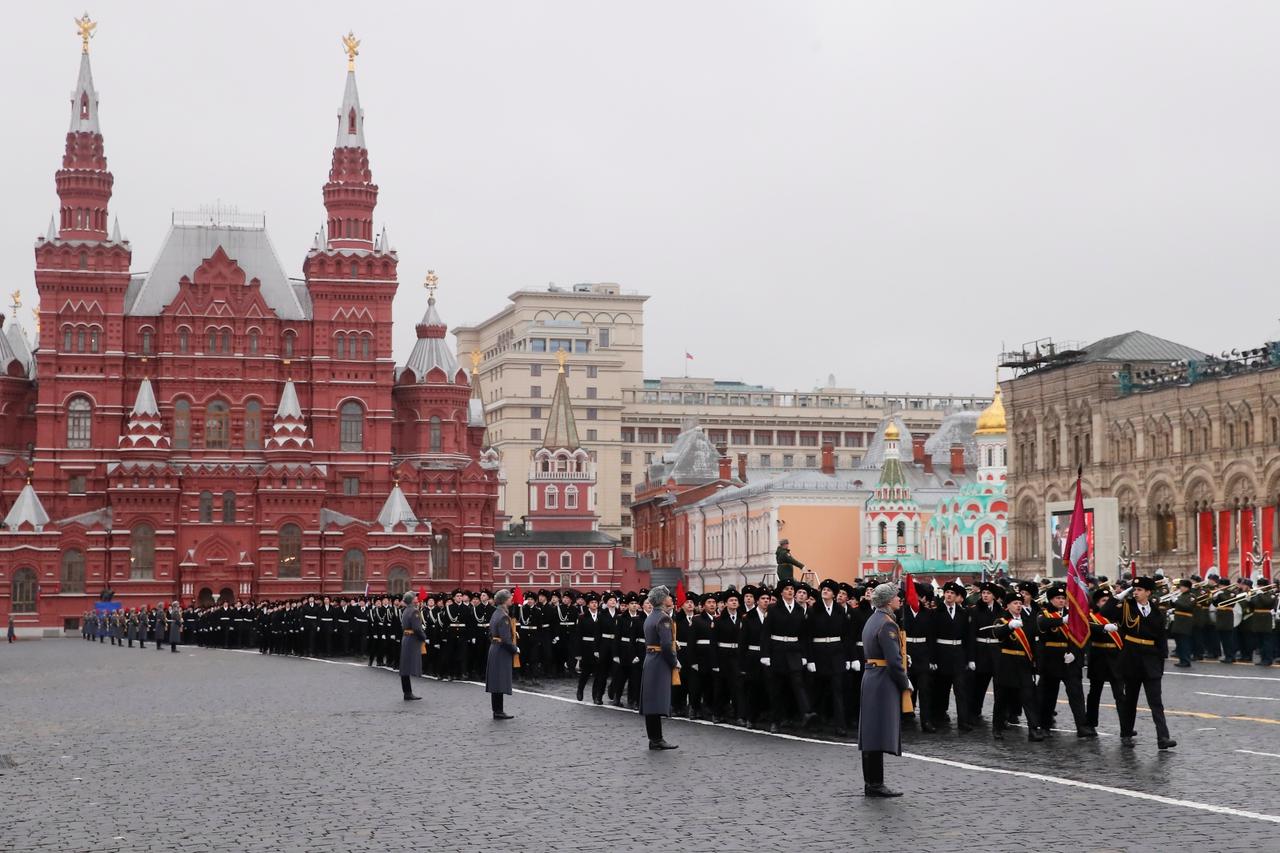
xmin=1263 ymin=554 xmax=1273 ymax=581
xmin=418 ymin=586 xmax=426 ymax=601
xmin=1063 ymin=469 xmax=1091 ymax=649
xmin=512 ymin=585 xmax=524 ymax=605
xmin=903 ymin=572 xmax=919 ymax=614
xmin=675 ymin=581 xmax=686 ymax=607
xmin=685 ymin=352 xmax=694 ymax=360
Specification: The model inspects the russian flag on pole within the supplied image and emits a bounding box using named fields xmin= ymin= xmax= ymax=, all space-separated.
xmin=1063 ymin=467 xmax=1092 ymax=648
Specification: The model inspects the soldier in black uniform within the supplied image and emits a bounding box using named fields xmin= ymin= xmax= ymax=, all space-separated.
xmin=1035 ymin=584 xmax=1091 ymax=737
xmin=690 ymin=593 xmax=719 ymax=718
xmin=575 ymin=593 xmax=603 ymax=701
xmin=968 ymin=582 xmax=1001 ymax=722
xmin=671 ymin=594 xmax=698 ymax=716
xmin=762 ymin=578 xmax=817 ymax=732
xmin=929 ymin=581 xmax=974 ymax=732
xmin=595 ymin=593 xmax=621 ymax=703
xmin=515 ymin=594 xmax=541 ymax=685
xmin=714 ymin=589 xmax=745 ymax=725
xmin=806 ymin=579 xmax=850 ymax=736
xmin=740 ymin=587 xmax=771 ymax=727
xmin=1104 ymin=577 xmax=1176 ymax=749
xmin=990 ymin=590 xmax=1044 ymax=741
xmin=843 ymin=584 xmax=870 ymax=734
xmin=901 ymin=583 xmax=936 ymax=732
xmin=1085 ymin=586 xmax=1123 ymax=730
xmin=554 ymin=591 xmax=578 ymax=676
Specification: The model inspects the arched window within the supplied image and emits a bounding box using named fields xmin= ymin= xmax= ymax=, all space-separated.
xmin=493 ymin=553 xmax=502 ymax=570
xmin=130 ymin=524 xmax=155 ymax=579
xmin=89 ymin=327 xmax=99 ymax=353
xmin=340 ymin=401 xmax=364 ymax=451
xmin=66 ymin=396 xmax=92 ymax=448
xmin=348 ymin=107 xmax=357 ymax=134
xmin=878 ymin=521 xmax=887 ymax=547
xmin=178 ymin=327 xmax=189 ymax=353
xmin=431 ymin=531 xmax=451 ymax=579
xmin=244 ymin=401 xmax=261 ymax=449
xmin=584 ymin=552 xmax=595 ymax=571
xmin=277 ymin=523 xmax=302 ymax=577
xmin=429 ymin=416 xmax=442 ymax=452
xmin=207 ymin=328 xmax=217 ymax=352
xmin=199 ymin=491 xmax=213 ymax=523
xmin=545 ymin=486 xmax=558 ymax=509
xmin=173 ymin=399 xmax=191 ymax=450
xmin=896 ymin=521 xmax=906 ymax=547
xmin=537 ymin=552 xmax=549 ymax=570
xmin=248 ymin=329 xmax=259 ymax=354
xmin=361 ymin=335 xmax=371 ymax=360
xmin=63 ymin=326 xmax=73 ymax=351
xmin=80 ymin=92 xmax=90 ymax=120
xmin=61 ymin=550 xmax=85 ymax=594
xmin=205 ymin=400 xmax=229 ymax=449
xmin=560 ymin=552 xmax=572 ymax=570
xmin=342 ymin=549 xmax=365 ymax=591
xmin=282 ymin=331 xmax=295 ymax=358
xmin=141 ymin=328 xmax=153 ymax=355
xmin=335 ymin=333 xmax=346 ymax=359
xmin=222 ymin=330 xmax=232 ymax=353
xmin=11 ymin=568 xmax=36 ymax=613
xmin=565 ymin=485 xmax=579 ymax=510
xmin=388 ymin=566 xmax=410 ymax=597
xmin=221 ymin=491 xmax=236 ymax=523
xmin=76 ymin=328 xmax=86 ymax=352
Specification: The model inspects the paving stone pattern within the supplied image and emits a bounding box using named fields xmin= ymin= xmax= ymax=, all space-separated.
xmin=1 ymin=641 xmax=1278 ymax=852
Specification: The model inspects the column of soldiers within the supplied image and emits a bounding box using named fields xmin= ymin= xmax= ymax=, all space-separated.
xmin=81 ymin=601 xmax=183 ymax=652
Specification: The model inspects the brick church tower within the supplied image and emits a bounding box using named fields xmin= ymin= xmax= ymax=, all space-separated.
xmin=0 ymin=23 xmax=499 ymax=633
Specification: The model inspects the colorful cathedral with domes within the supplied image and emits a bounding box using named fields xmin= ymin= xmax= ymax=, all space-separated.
xmin=0 ymin=25 xmax=503 ymax=632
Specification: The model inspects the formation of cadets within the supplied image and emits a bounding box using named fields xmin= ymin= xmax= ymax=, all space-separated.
xmin=77 ymin=570 xmax=1277 ymax=748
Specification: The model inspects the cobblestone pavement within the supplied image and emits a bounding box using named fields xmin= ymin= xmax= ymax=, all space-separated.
xmin=1 ymin=641 xmax=1278 ymax=853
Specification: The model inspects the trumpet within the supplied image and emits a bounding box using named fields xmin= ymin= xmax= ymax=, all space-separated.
xmin=1213 ymin=583 xmax=1277 ymax=609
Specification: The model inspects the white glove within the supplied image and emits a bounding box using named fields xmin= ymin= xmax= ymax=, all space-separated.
xmin=1032 ymin=674 xmax=1039 ymax=685
xmin=552 ymin=637 xmax=559 ymax=644
xmin=801 ymin=658 xmax=808 ymax=666
xmin=632 ymin=657 xmax=639 ymax=664
xmin=967 ymin=661 xmax=976 ymax=671
xmin=845 ymin=661 xmax=852 ymax=671
xmin=1103 ymin=623 xmax=1119 ymax=633
xmin=593 ymin=651 xmax=600 ymax=658
xmin=761 ymin=657 xmax=771 ymax=667
xmin=691 ymin=664 xmax=698 ymax=671
xmin=514 ymin=646 xmax=521 ymax=655
xmin=612 ymin=657 xmax=620 ymax=663
xmin=1009 ymin=618 xmax=1023 ymax=629
xmin=906 ymin=680 xmax=914 ymax=692
xmin=806 ymin=662 xmax=816 ymax=673
xmin=1064 ymin=652 xmax=1075 ymax=664
xmin=928 ymin=663 xmax=938 ymax=671
xmin=1114 ymin=586 xmax=1132 ymax=601
xmin=851 ymin=660 xmax=862 ymax=672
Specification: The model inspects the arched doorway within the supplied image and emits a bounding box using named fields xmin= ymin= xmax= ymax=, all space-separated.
xmin=217 ymin=586 xmax=235 ymax=605
xmin=197 ymin=587 xmax=215 ymax=608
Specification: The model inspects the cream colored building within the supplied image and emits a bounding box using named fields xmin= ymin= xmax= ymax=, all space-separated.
xmin=453 ymin=284 xmax=647 ymax=541
xmin=456 ymin=285 xmax=990 ymax=547
xmin=1003 ymin=331 xmax=1280 ymax=580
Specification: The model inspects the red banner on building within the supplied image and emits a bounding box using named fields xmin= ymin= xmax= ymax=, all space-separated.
xmin=1240 ymin=507 xmax=1255 ymax=578
xmin=1262 ymin=506 xmax=1275 ymax=580
xmin=1198 ymin=511 xmax=1216 ymax=572
xmin=1218 ymin=510 xmax=1233 ymax=578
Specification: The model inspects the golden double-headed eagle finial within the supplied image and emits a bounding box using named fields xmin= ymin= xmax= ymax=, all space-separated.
xmin=10 ymin=290 xmax=21 ymax=314
xmin=424 ymin=269 xmax=439 ymax=300
xmin=556 ymin=349 xmax=568 ymax=373
xmin=343 ymin=30 xmax=360 ymax=71
xmin=75 ymin=13 xmax=96 ymax=54
xmin=470 ymin=350 xmax=482 ymax=372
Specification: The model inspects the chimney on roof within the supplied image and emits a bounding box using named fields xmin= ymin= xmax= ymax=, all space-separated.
xmin=717 ymin=443 xmax=732 ymax=481
xmin=820 ymin=441 xmax=835 ymax=475
xmin=911 ymin=435 xmax=926 ymax=465
xmin=737 ymin=452 xmax=748 ymax=483
xmin=922 ymin=448 xmax=933 ymax=475
xmin=950 ymin=442 xmax=965 ymax=473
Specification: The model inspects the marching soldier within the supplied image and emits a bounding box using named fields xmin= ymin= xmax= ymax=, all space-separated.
xmin=761 ymin=577 xmax=817 ymax=733
xmin=807 ymin=579 xmax=850 ymax=736
xmin=1244 ymin=582 xmax=1276 ymax=667
xmin=901 ymin=582 xmax=936 ymax=732
xmin=1085 ymin=586 xmax=1124 ymax=731
xmin=168 ymin=600 xmax=183 ymax=652
xmin=672 ymin=594 xmax=698 ymax=716
xmin=991 ymin=590 xmax=1044 ymax=741
xmin=1212 ymin=578 xmax=1237 ymax=664
xmin=930 ymin=581 xmax=974 ymax=732
xmin=740 ymin=586 xmax=771 ymax=728
xmin=1104 ymin=577 xmax=1176 ymax=749
xmin=690 ymin=593 xmax=719 ymax=718
xmin=714 ymin=589 xmax=746 ymax=726
xmin=575 ymin=592 xmax=603 ymax=702
xmin=968 ymin=582 xmax=1001 ymax=722
xmin=1035 ymin=584 xmax=1091 ymax=737
xmin=155 ymin=603 xmax=169 ymax=651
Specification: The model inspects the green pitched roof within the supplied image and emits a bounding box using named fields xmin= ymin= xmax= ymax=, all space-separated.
xmin=542 ymin=366 xmax=580 ymax=450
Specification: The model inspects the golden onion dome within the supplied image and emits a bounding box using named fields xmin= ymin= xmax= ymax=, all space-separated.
xmin=975 ymin=385 xmax=1006 ymax=435
xmin=884 ymin=421 xmax=900 ymax=441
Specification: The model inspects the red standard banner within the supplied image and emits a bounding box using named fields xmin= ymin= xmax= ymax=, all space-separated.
xmin=1198 ymin=510 xmax=1216 ymax=572
xmin=1063 ymin=473 xmax=1091 ymax=648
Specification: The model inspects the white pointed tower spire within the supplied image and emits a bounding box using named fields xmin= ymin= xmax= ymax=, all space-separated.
xmin=4 ymin=480 xmax=50 ymax=532
xmin=265 ymin=378 xmax=313 ymax=452
xmin=118 ymin=377 xmax=169 ymax=452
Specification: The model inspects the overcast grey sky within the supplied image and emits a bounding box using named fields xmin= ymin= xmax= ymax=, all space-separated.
xmin=6 ymin=2 xmax=1278 ymax=394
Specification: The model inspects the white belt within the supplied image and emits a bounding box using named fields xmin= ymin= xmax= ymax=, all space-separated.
xmin=936 ymin=639 xmax=962 ymax=646
xmin=601 ymin=633 xmax=615 ymax=639
xmin=855 ymin=641 xmax=863 ymax=647
xmin=696 ymin=639 xmax=712 ymax=645
xmin=747 ymin=644 xmax=762 ymax=651
xmin=977 ymin=637 xmax=1000 ymax=644
xmin=581 ymin=636 xmax=596 ymax=642
xmin=770 ymin=635 xmax=799 ymax=642
xmin=906 ymin=637 xmax=926 ymax=644
xmin=812 ymin=636 xmax=841 ymax=644
xmin=718 ymin=642 xmax=738 ymax=648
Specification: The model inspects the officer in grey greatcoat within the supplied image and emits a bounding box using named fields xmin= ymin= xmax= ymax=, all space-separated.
xmin=485 ymin=589 xmax=519 ymax=720
xmin=168 ymin=601 xmax=183 ymax=653
xmin=399 ymin=591 xmax=425 ymax=701
xmin=859 ymin=583 xmax=909 ymax=798
xmin=640 ymin=586 xmax=680 ymax=750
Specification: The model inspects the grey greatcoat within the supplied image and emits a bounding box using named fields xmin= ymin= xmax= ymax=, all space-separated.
xmin=859 ymin=608 xmax=910 ymax=755
xmin=168 ymin=606 xmax=182 ymax=644
xmin=400 ymin=605 xmax=426 ymax=678
xmin=485 ymin=608 xmax=518 ymax=695
xmin=640 ymin=609 xmax=679 ymax=716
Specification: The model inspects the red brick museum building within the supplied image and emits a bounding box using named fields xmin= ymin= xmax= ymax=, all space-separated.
xmin=0 ymin=37 xmax=501 ymax=632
